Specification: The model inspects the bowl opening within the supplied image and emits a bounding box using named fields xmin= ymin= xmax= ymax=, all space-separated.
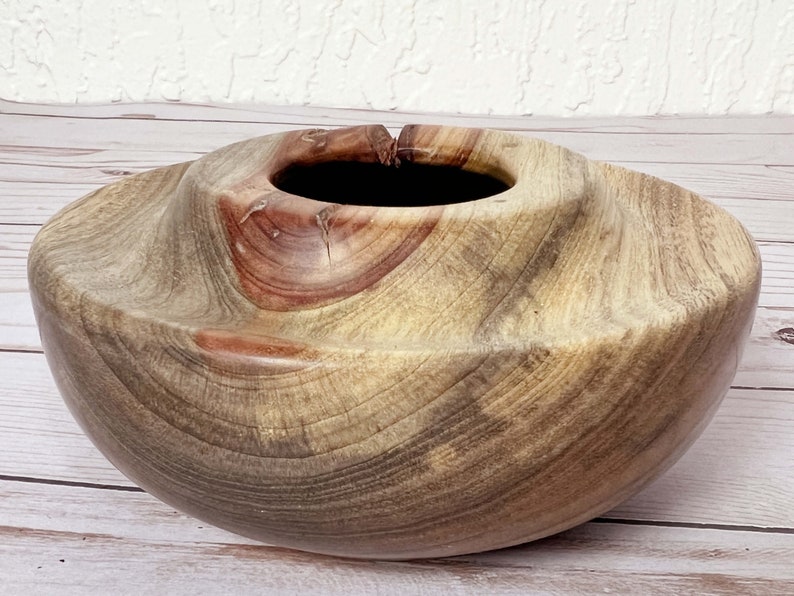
xmin=272 ymin=160 xmax=513 ymax=207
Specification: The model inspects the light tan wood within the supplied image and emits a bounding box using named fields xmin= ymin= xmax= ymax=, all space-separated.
xmin=27 ymin=124 xmax=762 ymax=559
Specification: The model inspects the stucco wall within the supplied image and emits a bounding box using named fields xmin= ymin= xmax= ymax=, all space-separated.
xmin=1 ymin=0 xmax=792 ymax=115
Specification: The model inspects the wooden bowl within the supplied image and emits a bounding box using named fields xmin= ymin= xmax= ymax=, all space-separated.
xmin=28 ymin=124 xmax=761 ymax=559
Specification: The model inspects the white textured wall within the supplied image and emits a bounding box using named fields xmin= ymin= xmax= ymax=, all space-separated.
xmin=1 ymin=0 xmax=792 ymax=115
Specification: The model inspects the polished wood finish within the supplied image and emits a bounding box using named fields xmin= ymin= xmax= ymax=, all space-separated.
xmin=27 ymin=123 xmax=761 ymax=559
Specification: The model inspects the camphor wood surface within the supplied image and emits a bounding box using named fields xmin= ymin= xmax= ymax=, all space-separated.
xmin=27 ymin=123 xmax=761 ymax=560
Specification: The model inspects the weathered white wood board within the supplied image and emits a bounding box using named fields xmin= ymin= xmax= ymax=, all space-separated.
xmin=1 ymin=480 xmax=792 ymax=595
xmin=3 ymin=99 xmax=794 ymax=134
xmin=3 ymin=110 xmax=794 ymax=166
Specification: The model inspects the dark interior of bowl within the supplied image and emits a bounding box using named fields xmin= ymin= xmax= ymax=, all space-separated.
xmin=272 ymin=161 xmax=512 ymax=207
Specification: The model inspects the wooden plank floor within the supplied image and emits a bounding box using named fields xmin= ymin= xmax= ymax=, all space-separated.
xmin=1 ymin=102 xmax=792 ymax=595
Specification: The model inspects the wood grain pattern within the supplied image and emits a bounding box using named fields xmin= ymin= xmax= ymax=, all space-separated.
xmin=3 ymin=350 xmax=793 ymax=532
xmin=28 ymin=123 xmax=761 ymax=559
xmin=7 ymin=226 xmax=794 ymax=383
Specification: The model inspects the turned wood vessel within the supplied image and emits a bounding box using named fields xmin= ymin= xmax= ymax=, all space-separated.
xmin=28 ymin=124 xmax=761 ymax=559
